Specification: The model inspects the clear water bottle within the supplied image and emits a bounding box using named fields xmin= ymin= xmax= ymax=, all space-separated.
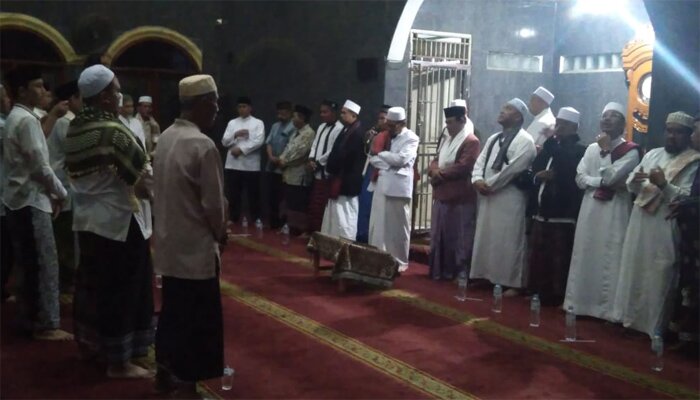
xmin=530 ymin=294 xmax=541 ymax=327
xmin=221 ymin=365 xmax=234 ymax=390
xmin=155 ymin=274 xmax=163 ymax=289
xmin=255 ymin=218 xmax=264 ymax=238
xmin=281 ymin=224 xmax=290 ymax=245
xmin=565 ymin=305 xmax=576 ymax=341
xmin=492 ymin=284 xmax=502 ymax=313
xmin=651 ymin=334 xmax=664 ymax=372
xmin=455 ymin=272 xmax=467 ymax=302
xmin=241 ymin=217 xmax=249 ymax=234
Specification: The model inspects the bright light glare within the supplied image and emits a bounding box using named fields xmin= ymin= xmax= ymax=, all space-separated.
xmin=517 ymin=28 xmax=536 ymax=39
xmin=571 ymin=0 xmax=627 ymax=17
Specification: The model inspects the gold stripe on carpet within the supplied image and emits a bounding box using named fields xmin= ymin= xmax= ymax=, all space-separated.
xmin=229 ymin=236 xmax=699 ymax=400
xmin=219 ymin=280 xmax=477 ymax=400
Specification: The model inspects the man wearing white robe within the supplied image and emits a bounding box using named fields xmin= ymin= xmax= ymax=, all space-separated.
xmin=564 ymin=102 xmax=641 ymax=321
xmin=470 ymin=98 xmax=536 ymax=295
xmin=368 ymin=107 xmax=418 ymax=272
xmin=613 ymin=111 xmax=700 ymax=337
xmin=526 ymin=86 xmax=556 ymax=148
xmin=321 ymin=100 xmax=365 ymax=240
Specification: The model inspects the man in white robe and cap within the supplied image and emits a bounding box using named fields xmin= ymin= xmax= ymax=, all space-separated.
xmin=136 ymin=95 xmax=161 ymax=156
xmin=470 ymin=98 xmax=536 ymax=296
xmin=367 ymin=107 xmax=419 ymax=272
xmin=613 ymin=111 xmax=700 ymax=338
xmin=564 ymin=102 xmax=641 ymax=321
xmin=321 ymin=99 xmax=366 ymax=240
xmin=526 ymin=86 xmax=556 ymax=149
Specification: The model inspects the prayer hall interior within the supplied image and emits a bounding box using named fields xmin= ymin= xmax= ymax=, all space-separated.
xmin=1 ymin=0 xmax=699 ymax=399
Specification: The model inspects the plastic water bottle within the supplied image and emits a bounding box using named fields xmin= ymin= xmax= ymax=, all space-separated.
xmin=530 ymin=294 xmax=541 ymax=327
xmin=455 ymin=272 xmax=467 ymax=302
xmin=221 ymin=365 xmax=234 ymax=390
xmin=155 ymin=274 xmax=163 ymax=289
xmin=281 ymin=224 xmax=290 ymax=245
xmin=241 ymin=217 xmax=249 ymax=234
xmin=255 ymin=218 xmax=263 ymax=238
xmin=565 ymin=305 xmax=576 ymax=341
xmin=492 ymin=284 xmax=502 ymax=313
xmin=651 ymin=334 xmax=664 ymax=372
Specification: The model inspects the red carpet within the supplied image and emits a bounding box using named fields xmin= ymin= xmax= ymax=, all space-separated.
xmin=2 ymin=228 xmax=698 ymax=399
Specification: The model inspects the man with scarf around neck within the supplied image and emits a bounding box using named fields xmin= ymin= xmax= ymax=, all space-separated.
xmin=321 ymin=99 xmax=366 ymax=240
xmin=428 ymin=105 xmax=480 ymax=281
xmin=524 ymin=107 xmax=586 ymax=306
xmin=469 ymin=98 xmax=536 ymax=296
xmin=64 ymin=65 xmax=154 ymax=379
xmin=564 ymin=102 xmax=641 ymax=322
xmin=613 ymin=111 xmax=700 ymax=338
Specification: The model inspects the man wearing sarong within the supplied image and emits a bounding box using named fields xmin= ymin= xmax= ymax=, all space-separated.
xmin=525 ymin=107 xmax=585 ymax=306
xmin=357 ymin=105 xmax=389 ymax=243
xmin=154 ymin=74 xmax=227 ymax=397
xmin=428 ymin=105 xmax=480 ymax=280
xmin=65 ymin=65 xmax=154 ymax=378
xmin=614 ymin=111 xmax=700 ymax=338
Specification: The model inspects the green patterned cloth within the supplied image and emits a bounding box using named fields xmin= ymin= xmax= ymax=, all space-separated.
xmin=64 ymin=107 xmax=147 ymax=185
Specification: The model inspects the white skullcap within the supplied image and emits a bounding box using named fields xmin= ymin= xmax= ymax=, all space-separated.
xmin=179 ymin=74 xmax=217 ymax=99
xmin=602 ymin=102 xmax=625 ymax=117
xmin=78 ymin=65 xmax=115 ymax=98
xmin=533 ymin=86 xmax=554 ymax=105
xmin=343 ymin=99 xmax=361 ymax=115
xmin=556 ymin=107 xmax=580 ymax=124
xmin=386 ymin=106 xmax=406 ymax=122
xmin=506 ymin=98 xmax=529 ymax=118
xmin=138 ymin=96 xmax=153 ymax=104
xmin=666 ymin=111 xmax=694 ymax=129
xmin=450 ymin=99 xmax=467 ymax=110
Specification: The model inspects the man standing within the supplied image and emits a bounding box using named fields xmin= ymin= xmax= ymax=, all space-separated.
xmin=526 ymin=107 xmax=586 ymax=306
xmin=136 ymin=95 xmax=160 ymax=156
xmin=118 ymin=94 xmax=146 ymax=145
xmin=2 ymin=67 xmax=71 ymax=340
xmin=0 ymin=84 xmax=13 ymax=301
xmin=357 ymin=105 xmax=390 ymax=243
xmin=428 ymin=105 xmax=480 ymax=281
xmin=470 ymin=98 xmax=536 ymax=296
xmin=614 ymin=111 xmax=700 ymax=337
xmin=564 ymin=102 xmax=641 ymax=321
xmin=265 ymin=101 xmax=295 ymax=229
xmin=367 ymin=107 xmax=418 ymax=272
xmin=526 ymin=86 xmax=556 ymax=148
xmin=278 ymin=105 xmax=316 ymax=234
xmin=154 ymin=74 xmax=227 ymax=397
xmin=65 ymin=65 xmax=153 ymax=378
xmin=47 ymin=80 xmax=82 ymax=293
xmin=321 ymin=100 xmax=366 ymax=240
xmin=221 ymin=96 xmax=265 ymax=225
xmin=307 ymin=100 xmax=343 ymax=234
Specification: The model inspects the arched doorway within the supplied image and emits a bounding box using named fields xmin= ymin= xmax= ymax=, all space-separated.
xmin=0 ymin=13 xmax=80 ymax=92
xmin=104 ymin=26 xmax=202 ymax=127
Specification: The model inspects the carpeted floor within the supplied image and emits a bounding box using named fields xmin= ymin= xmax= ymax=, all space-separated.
xmin=2 ymin=228 xmax=698 ymax=399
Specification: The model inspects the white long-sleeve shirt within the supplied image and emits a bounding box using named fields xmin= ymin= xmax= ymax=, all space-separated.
xmin=221 ymin=115 xmax=265 ymax=171
xmin=526 ymin=108 xmax=556 ymax=147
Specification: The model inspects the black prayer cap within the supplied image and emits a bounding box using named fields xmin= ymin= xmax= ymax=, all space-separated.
xmin=276 ymin=101 xmax=292 ymax=110
xmin=54 ymin=80 xmax=79 ymax=101
xmin=444 ymin=106 xmax=466 ymax=119
xmin=294 ymin=104 xmax=312 ymax=121
xmin=5 ymin=67 xmax=43 ymax=95
xmin=381 ymin=104 xmax=392 ymax=112
xmin=321 ymin=99 xmax=338 ymax=111
xmin=237 ymin=96 xmax=252 ymax=105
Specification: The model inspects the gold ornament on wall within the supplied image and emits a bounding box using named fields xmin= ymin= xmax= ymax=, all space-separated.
xmin=622 ymin=38 xmax=654 ymax=142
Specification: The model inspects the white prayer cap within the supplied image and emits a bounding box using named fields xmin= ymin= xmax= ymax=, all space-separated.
xmin=343 ymin=99 xmax=361 ymax=115
xmin=666 ymin=111 xmax=694 ymax=129
xmin=450 ymin=99 xmax=467 ymax=110
xmin=138 ymin=96 xmax=153 ymax=104
xmin=556 ymin=107 xmax=580 ymax=124
xmin=386 ymin=106 xmax=406 ymax=122
xmin=78 ymin=65 xmax=115 ymax=98
xmin=506 ymin=98 xmax=529 ymax=118
xmin=532 ymin=86 xmax=554 ymax=105
xmin=602 ymin=102 xmax=625 ymax=117
xmin=179 ymin=74 xmax=217 ymax=99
